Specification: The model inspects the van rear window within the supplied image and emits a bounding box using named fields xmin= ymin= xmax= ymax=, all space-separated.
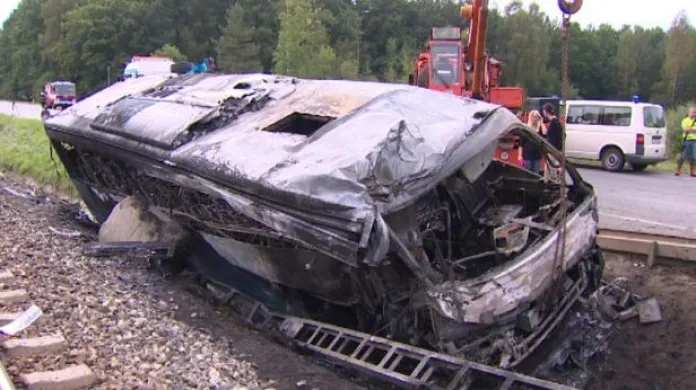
xmin=643 ymin=106 xmax=665 ymax=128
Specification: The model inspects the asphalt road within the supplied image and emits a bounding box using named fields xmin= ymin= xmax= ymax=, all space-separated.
xmin=1 ymin=100 xmax=694 ymax=239
xmin=577 ymin=167 xmax=696 ymax=239
xmin=0 ymin=100 xmax=42 ymax=120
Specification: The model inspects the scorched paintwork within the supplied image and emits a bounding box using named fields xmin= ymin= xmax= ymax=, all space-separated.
xmin=42 ymin=72 xmax=603 ymax=369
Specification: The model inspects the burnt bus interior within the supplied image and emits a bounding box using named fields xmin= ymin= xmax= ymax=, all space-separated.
xmin=47 ymin=123 xmax=601 ymax=369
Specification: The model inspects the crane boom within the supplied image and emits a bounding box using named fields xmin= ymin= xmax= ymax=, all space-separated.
xmin=409 ymin=0 xmax=523 ymax=111
xmin=465 ymin=0 xmax=488 ymax=100
xmin=408 ymin=0 xmax=583 ymax=167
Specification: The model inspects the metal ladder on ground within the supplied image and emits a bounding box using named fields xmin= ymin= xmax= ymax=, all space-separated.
xmin=280 ymin=317 xmax=579 ymax=390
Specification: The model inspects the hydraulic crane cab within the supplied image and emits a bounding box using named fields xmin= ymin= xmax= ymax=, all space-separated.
xmin=410 ymin=0 xmax=582 ymax=170
xmin=410 ymin=1 xmax=526 ymax=167
xmin=409 ymin=5 xmax=524 ymax=111
xmin=412 ymin=27 xmax=465 ymax=95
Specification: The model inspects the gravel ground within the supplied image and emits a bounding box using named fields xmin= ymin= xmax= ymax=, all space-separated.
xmin=13 ymin=164 xmax=695 ymax=390
xmin=0 ymin=171 xmax=364 ymax=390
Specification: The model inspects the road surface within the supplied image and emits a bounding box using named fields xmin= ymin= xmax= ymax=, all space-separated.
xmin=577 ymin=167 xmax=696 ymax=239
xmin=0 ymin=100 xmax=42 ymax=120
xmin=1 ymin=100 xmax=695 ymax=239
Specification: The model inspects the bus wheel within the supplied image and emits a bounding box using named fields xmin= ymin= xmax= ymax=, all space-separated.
xmin=601 ymin=147 xmax=624 ymax=172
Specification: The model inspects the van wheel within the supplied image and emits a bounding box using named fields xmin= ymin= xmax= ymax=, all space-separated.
xmin=631 ymin=163 xmax=648 ymax=171
xmin=601 ymin=147 xmax=624 ymax=172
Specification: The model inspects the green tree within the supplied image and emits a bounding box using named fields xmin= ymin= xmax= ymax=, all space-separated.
xmin=151 ymin=0 xmax=231 ymax=61
xmin=0 ymin=0 xmax=691 ymax=109
xmin=273 ymin=0 xmax=337 ymax=78
xmin=152 ymin=43 xmax=187 ymax=62
xmin=617 ymin=27 xmax=642 ymax=98
xmin=0 ymin=0 xmax=45 ymax=100
xmin=616 ymin=26 xmax=666 ymax=101
xmin=234 ymin=0 xmax=281 ymax=73
xmin=338 ymin=58 xmax=359 ymax=79
xmin=319 ymin=0 xmax=362 ymax=78
xmin=497 ymin=3 xmax=557 ymax=95
xmin=383 ymin=38 xmax=400 ymax=82
xmin=40 ymin=0 xmax=86 ymax=72
xmin=216 ymin=3 xmax=263 ymax=73
xmin=660 ymin=12 xmax=696 ymax=105
xmin=58 ymin=0 xmax=162 ymax=94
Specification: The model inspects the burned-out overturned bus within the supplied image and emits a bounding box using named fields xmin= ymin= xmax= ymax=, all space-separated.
xmin=42 ymin=73 xmax=603 ymax=369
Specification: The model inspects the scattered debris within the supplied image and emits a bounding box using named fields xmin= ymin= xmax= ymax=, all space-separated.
xmin=2 ymin=187 xmax=31 ymax=200
xmin=532 ymin=277 xmax=664 ymax=387
xmin=57 ymin=202 xmax=100 ymax=230
xmin=48 ymin=226 xmax=83 ymax=239
xmin=591 ymin=278 xmax=661 ymax=325
xmin=533 ymin=297 xmax=617 ymax=388
xmin=82 ymin=241 xmax=176 ymax=259
xmin=637 ymin=298 xmax=662 ymax=324
xmin=0 ymin=304 xmax=42 ymax=337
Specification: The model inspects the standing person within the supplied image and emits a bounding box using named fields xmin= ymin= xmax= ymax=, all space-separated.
xmin=675 ymin=106 xmax=696 ymax=177
xmin=543 ymin=103 xmax=564 ymax=152
xmin=543 ymin=103 xmax=565 ymax=179
xmin=522 ymin=110 xmax=547 ymax=175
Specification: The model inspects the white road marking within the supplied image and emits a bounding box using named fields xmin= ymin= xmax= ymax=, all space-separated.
xmin=600 ymin=212 xmax=693 ymax=231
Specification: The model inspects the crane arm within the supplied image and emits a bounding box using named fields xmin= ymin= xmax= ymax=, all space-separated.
xmin=460 ymin=0 xmax=489 ymax=100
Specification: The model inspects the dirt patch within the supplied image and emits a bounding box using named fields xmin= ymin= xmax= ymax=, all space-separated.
xmin=586 ymin=253 xmax=696 ymax=390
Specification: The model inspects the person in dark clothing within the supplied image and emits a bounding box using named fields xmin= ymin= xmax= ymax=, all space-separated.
xmin=522 ymin=110 xmax=547 ymax=175
xmin=543 ymin=103 xmax=564 ymax=152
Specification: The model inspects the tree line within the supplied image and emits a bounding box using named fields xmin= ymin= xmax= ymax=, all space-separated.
xmin=0 ymin=0 xmax=695 ymax=109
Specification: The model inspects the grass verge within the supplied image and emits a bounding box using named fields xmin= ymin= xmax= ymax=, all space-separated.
xmin=0 ymin=114 xmax=73 ymax=193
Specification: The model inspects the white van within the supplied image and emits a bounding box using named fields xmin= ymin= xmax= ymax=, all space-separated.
xmin=563 ymin=100 xmax=667 ymax=172
xmin=122 ymin=56 xmax=175 ymax=80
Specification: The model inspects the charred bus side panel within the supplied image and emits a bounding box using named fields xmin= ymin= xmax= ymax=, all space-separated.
xmin=43 ymin=73 xmax=602 ymax=368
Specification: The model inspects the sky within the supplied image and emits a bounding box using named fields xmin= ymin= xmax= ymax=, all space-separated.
xmin=0 ymin=0 xmax=20 ymax=26
xmin=494 ymin=0 xmax=693 ymax=30
xmin=0 ymin=0 xmax=694 ymax=30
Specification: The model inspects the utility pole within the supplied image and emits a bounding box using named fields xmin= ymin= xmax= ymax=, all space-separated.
xmin=107 ymin=65 xmax=111 ymax=86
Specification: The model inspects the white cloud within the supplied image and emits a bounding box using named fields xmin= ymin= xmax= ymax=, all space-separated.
xmin=0 ymin=0 xmax=21 ymax=27
xmin=494 ymin=0 xmax=695 ymax=30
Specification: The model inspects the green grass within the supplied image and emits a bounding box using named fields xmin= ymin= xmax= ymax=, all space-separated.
xmin=0 ymin=114 xmax=73 ymax=193
xmin=652 ymin=160 xmax=678 ymax=173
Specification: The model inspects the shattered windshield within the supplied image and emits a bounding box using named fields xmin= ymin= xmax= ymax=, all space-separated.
xmin=430 ymin=44 xmax=460 ymax=85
